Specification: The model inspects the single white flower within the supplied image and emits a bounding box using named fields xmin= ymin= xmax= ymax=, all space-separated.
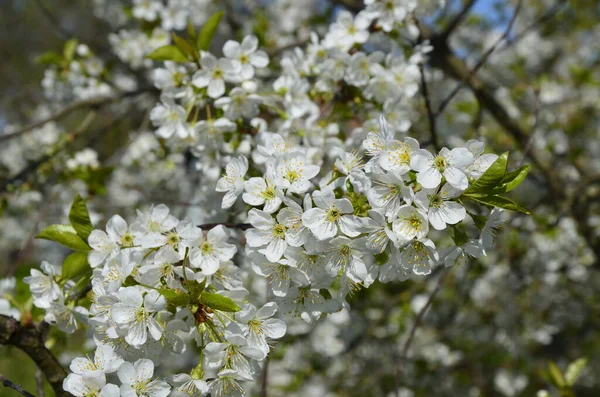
xmin=70 ymin=343 xmax=124 ymax=377
xmin=216 ymin=155 xmax=248 ymax=209
xmin=246 ymin=209 xmax=290 ymax=262
xmin=414 ymin=184 xmax=466 ymax=230
xmin=392 ymin=205 xmax=429 ymax=243
xmin=242 ymin=167 xmax=284 ymax=213
xmin=236 ymin=302 xmax=286 ymax=359
xmin=189 ymin=225 xmax=237 ymax=275
xmin=274 ymin=152 xmax=320 ymax=194
xmin=302 ymin=186 xmax=362 ymax=240
xmin=63 ymin=373 xmax=119 ymax=397
xmin=222 ymin=35 xmax=269 ymax=79
xmin=118 ymin=359 xmax=171 ymax=397
xmin=192 ymin=53 xmax=240 ymax=98
xmin=150 ymin=98 xmax=191 ymax=139
xmin=410 ymin=147 xmax=474 ymax=190
xmin=111 ymin=287 xmax=166 ymax=347
xmin=24 ymin=261 xmax=62 ymax=309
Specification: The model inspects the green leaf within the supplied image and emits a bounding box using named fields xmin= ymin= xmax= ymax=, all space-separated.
xmin=172 ymin=33 xmax=199 ymax=61
xmin=147 ymin=45 xmax=188 ymax=62
xmin=159 ymin=288 xmax=191 ymax=307
xmin=123 ymin=276 xmax=139 ymax=287
xmin=69 ymin=194 xmax=94 ymax=241
xmin=565 ymin=357 xmax=587 ymax=386
xmin=63 ymin=38 xmax=79 ymax=61
xmin=464 ymin=152 xmax=508 ymax=194
xmin=197 ymin=12 xmax=223 ymax=50
xmin=62 ymin=252 xmax=90 ymax=279
xmin=464 ymin=194 xmax=531 ymax=215
xmin=500 ymin=164 xmax=530 ymax=192
xmin=36 ymin=51 xmax=63 ymax=66
xmin=36 ymin=224 xmax=91 ymax=252
xmin=548 ymin=362 xmax=566 ymax=388
xmin=187 ymin=19 xmax=197 ymax=42
xmin=186 ymin=279 xmax=206 ymax=301
xmin=199 ymin=292 xmax=241 ymax=312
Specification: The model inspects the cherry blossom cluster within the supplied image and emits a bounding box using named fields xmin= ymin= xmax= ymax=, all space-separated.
xmin=25 ymin=205 xmax=287 ymax=397
xmin=213 ymin=116 xmax=508 ymax=322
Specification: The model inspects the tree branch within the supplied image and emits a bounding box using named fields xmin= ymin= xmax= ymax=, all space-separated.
xmin=198 ymin=223 xmax=253 ymax=231
xmin=0 ymin=315 xmax=68 ymax=397
xmin=395 ymin=269 xmax=449 ymax=393
xmin=435 ymin=0 xmax=522 ymax=117
xmin=0 ymin=375 xmax=37 ymax=397
xmin=418 ymin=64 xmax=440 ymax=151
xmin=0 ymin=88 xmax=154 ymax=143
xmin=439 ymin=0 xmax=478 ymax=39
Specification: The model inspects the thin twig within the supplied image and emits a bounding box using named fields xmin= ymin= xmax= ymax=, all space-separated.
xmin=198 ymin=223 xmax=253 ymax=230
xmin=418 ymin=64 xmax=440 ymax=152
xmin=32 ymin=0 xmax=71 ymax=41
xmin=259 ymin=356 xmax=270 ymax=397
xmin=500 ymin=0 xmax=568 ymax=52
xmin=435 ymin=0 xmax=523 ymax=117
xmin=0 ymin=374 xmax=37 ymax=397
xmin=0 ymin=89 xmax=153 ymax=143
xmin=440 ymin=0 xmax=478 ymax=39
xmin=519 ymin=87 xmax=541 ymax=167
xmin=395 ymin=269 xmax=450 ymax=392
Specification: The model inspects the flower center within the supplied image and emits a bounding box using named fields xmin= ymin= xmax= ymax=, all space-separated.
xmin=213 ymin=68 xmax=224 ymax=79
xmin=120 ymin=232 xmax=135 ymax=247
xmin=433 ymin=155 xmax=448 ymax=171
xmin=200 ymin=241 xmax=213 ymax=254
xmin=272 ymin=224 xmax=287 ymax=239
xmin=166 ymin=232 xmax=180 ymax=246
xmin=407 ymin=214 xmax=422 ymax=229
xmin=429 ymin=194 xmax=443 ymax=208
xmin=261 ymin=186 xmax=276 ymax=200
xmin=326 ymin=207 xmax=343 ymax=222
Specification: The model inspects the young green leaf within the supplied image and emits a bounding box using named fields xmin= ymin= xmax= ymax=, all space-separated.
xmin=464 ymin=152 xmax=508 ymax=194
xmin=464 ymin=194 xmax=531 ymax=215
xmin=199 ymin=291 xmax=241 ymax=312
xmin=172 ymin=33 xmax=199 ymax=61
xmin=69 ymin=194 xmax=94 ymax=241
xmin=197 ymin=12 xmax=224 ymax=51
xmin=62 ymin=252 xmax=91 ymax=279
xmin=36 ymin=224 xmax=91 ymax=252
xmin=147 ymin=45 xmax=188 ymax=62
xmin=63 ymin=38 xmax=79 ymax=61
xmin=548 ymin=362 xmax=566 ymax=388
xmin=500 ymin=164 xmax=530 ymax=192
xmin=36 ymin=51 xmax=63 ymax=66
xmin=186 ymin=279 xmax=206 ymax=301
xmin=159 ymin=288 xmax=191 ymax=307
xmin=565 ymin=357 xmax=587 ymax=386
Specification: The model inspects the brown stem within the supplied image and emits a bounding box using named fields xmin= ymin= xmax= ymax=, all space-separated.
xmin=0 ymin=316 xmax=68 ymax=397
xmin=0 ymin=375 xmax=37 ymax=397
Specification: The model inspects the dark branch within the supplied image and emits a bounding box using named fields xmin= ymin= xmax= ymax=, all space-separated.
xmin=0 ymin=375 xmax=37 ymax=397
xmin=435 ymin=0 xmax=523 ymax=117
xmin=198 ymin=223 xmax=253 ymax=231
xmin=0 ymin=315 xmax=68 ymax=397
xmin=439 ymin=0 xmax=478 ymax=39
xmin=418 ymin=64 xmax=440 ymax=152
xmin=396 ymin=269 xmax=449 ymax=391
xmin=0 ymin=89 xmax=154 ymax=143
